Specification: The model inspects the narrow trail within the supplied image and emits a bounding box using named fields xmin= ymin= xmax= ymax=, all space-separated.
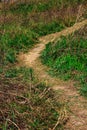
xmin=19 ymin=20 xmax=87 ymax=130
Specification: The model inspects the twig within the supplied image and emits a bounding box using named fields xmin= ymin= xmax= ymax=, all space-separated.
xmin=6 ymin=118 xmax=21 ymax=130
xmin=39 ymin=88 xmax=51 ymax=99
xmin=52 ymin=107 xmax=68 ymax=130
xmin=52 ymin=116 xmax=60 ymax=130
xmin=75 ymin=4 xmax=84 ymax=23
xmin=0 ymin=110 xmax=5 ymax=120
xmin=0 ymin=90 xmax=29 ymax=102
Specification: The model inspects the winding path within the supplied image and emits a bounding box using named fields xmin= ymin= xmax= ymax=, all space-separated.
xmin=19 ymin=20 xmax=87 ymax=130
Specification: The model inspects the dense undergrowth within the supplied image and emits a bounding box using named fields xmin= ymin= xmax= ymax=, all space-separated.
xmin=41 ymin=26 xmax=87 ymax=97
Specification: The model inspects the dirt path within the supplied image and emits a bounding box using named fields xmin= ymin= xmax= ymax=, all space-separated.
xmin=19 ymin=20 xmax=87 ymax=130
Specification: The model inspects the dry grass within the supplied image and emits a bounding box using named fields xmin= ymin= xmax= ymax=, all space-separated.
xmin=0 ymin=66 xmax=68 ymax=130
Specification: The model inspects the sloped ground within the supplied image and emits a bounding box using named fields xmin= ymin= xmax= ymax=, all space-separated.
xmin=19 ymin=19 xmax=87 ymax=130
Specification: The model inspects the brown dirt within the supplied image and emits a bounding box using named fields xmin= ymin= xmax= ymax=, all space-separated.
xmin=18 ymin=19 xmax=87 ymax=130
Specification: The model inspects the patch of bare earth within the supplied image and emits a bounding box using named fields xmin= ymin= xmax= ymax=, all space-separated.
xmin=18 ymin=20 xmax=87 ymax=130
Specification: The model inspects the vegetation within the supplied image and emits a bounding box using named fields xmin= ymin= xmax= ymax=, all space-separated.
xmin=0 ymin=27 xmax=38 ymax=64
xmin=0 ymin=66 xmax=65 ymax=130
xmin=0 ymin=0 xmax=87 ymax=129
xmin=0 ymin=0 xmax=86 ymax=65
xmin=0 ymin=1 xmax=70 ymax=129
xmin=41 ymin=26 xmax=87 ymax=97
xmin=1 ymin=0 xmax=85 ymax=65
xmin=9 ymin=0 xmax=86 ymax=13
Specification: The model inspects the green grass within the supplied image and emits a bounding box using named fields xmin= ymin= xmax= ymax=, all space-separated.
xmin=41 ymin=26 xmax=87 ymax=97
xmin=0 ymin=26 xmax=38 ymax=64
xmin=10 ymin=2 xmax=51 ymax=13
xmin=9 ymin=0 xmax=86 ymax=14
xmin=32 ymin=20 xmax=65 ymax=36
xmin=0 ymin=15 xmax=66 ymax=64
xmin=0 ymin=19 xmax=65 ymax=65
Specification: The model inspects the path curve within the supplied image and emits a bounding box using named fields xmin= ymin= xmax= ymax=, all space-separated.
xmin=19 ymin=20 xmax=87 ymax=130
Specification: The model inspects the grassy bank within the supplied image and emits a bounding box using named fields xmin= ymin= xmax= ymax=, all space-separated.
xmin=41 ymin=25 xmax=87 ymax=97
xmin=0 ymin=26 xmax=38 ymax=64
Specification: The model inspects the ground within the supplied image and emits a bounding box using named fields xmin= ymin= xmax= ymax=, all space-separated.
xmin=18 ymin=19 xmax=87 ymax=130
